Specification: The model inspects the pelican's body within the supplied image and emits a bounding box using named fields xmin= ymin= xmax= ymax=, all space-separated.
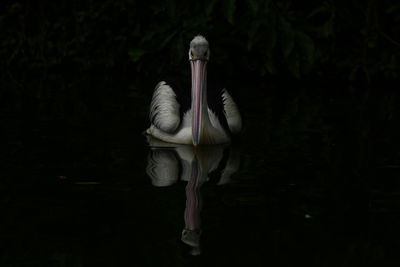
xmin=146 ymin=36 xmax=241 ymax=145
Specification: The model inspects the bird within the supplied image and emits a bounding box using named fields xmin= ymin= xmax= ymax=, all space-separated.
xmin=145 ymin=35 xmax=242 ymax=145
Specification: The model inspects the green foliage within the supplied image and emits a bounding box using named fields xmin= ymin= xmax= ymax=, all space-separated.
xmin=0 ymin=0 xmax=399 ymax=82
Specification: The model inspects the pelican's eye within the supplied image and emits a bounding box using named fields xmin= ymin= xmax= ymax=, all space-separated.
xmin=190 ymin=50 xmax=194 ymax=58
xmin=204 ymin=51 xmax=208 ymax=57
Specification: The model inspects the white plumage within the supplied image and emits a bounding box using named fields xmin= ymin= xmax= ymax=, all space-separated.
xmin=150 ymin=81 xmax=181 ymax=133
xmin=146 ymin=84 xmax=242 ymax=145
xmin=146 ymin=35 xmax=242 ymax=145
xmin=222 ymin=88 xmax=242 ymax=134
xmin=146 ymin=106 xmax=231 ymax=145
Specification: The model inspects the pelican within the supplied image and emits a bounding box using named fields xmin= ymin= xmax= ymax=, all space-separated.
xmin=146 ymin=35 xmax=242 ymax=145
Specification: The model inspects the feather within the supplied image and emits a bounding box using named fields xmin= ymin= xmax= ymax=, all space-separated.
xmin=150 ymin=81 xmax=181 ymax=133
xmin=222 ymin=89 xmax=242 ymax=134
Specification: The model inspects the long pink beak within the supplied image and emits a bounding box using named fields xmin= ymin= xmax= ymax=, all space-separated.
xmin=191 ymin=60 xmax=207 ymax=146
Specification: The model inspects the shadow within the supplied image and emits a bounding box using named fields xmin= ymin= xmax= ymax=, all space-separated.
xmin=145 ymin=137 xmax=240 ymax=255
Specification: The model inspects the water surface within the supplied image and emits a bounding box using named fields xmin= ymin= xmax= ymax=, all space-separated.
xmin=1 ymin=79 xmax=400 ymax=266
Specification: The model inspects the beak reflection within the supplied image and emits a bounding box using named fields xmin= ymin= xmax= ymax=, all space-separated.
xmin=146 ymin=137 xmax=240 ymax=255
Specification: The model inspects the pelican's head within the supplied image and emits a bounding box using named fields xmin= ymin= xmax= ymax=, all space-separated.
xmin=189 ymin=35 xmax=210 ymax=61
xmin=189 ymin=36 xmax=209 ymax=146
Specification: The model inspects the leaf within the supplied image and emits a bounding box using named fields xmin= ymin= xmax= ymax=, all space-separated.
xmin=287 ymin=52 xmax=300 ymax=77
xmin=349 ymin=65 xmax=360 ymax=81
xmin=159 ymin=31 xmax=177 ymax=49
xmin=265 ymin=58 xmax=277 ymax=74
xmin=247 ymin=0 xmax=260 ymax=16
xmin=367 ymin=33 xmax=377 ymax=48
xmin=247 ymin=20 xmax=261 ymax=50
xmin=223 ymin=0 xmax=236 ymax=24
xmin=276 ymin=1 xmax=291 ymax=11
xmin=385 ymin=4 xmax=400 ymax=14
xmin=173 ymin=35 xmax=184 ymax=64
xmin=321 ymin=18 xmax=334 ymax=38
xmin=265 ymin=13 xmax=277 ymax=55
xmin=296 ymin=32 xmax=315 ymax=63
xmin=279 ymin=17 xmax=295 ymax=58
xmin=308 ymin=3 xmax=329 ymax=18
xmin=128 ymin=48 xmax=146 ymax=62
xmin=167 ymin=0 xmax=177 ymax=19
xmin=205 ymin=0 xmax=218 ymax=16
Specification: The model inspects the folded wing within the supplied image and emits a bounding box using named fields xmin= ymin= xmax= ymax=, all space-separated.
xmin=150 ymin=81 xmax=181 ymax=133
xmin=222 ymin=89 xmax=242 ymax=134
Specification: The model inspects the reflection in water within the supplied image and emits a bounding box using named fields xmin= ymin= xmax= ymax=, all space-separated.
xmin=146 ymin=137 xmax=240 ymax=255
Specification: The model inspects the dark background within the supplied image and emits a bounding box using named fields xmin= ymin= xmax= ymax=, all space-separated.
xmin=1 ymin=0 xmax=400 ymax=266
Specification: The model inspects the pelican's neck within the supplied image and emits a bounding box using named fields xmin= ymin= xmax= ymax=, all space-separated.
xmin=196 ymin=70 xmax=211 ymax=125
xmin=190 ymin=61 xmax=212 ymax=140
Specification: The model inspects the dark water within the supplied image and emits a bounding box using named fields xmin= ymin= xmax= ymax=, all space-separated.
xmin=1 ymin=78 xmax=400 ymax=266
